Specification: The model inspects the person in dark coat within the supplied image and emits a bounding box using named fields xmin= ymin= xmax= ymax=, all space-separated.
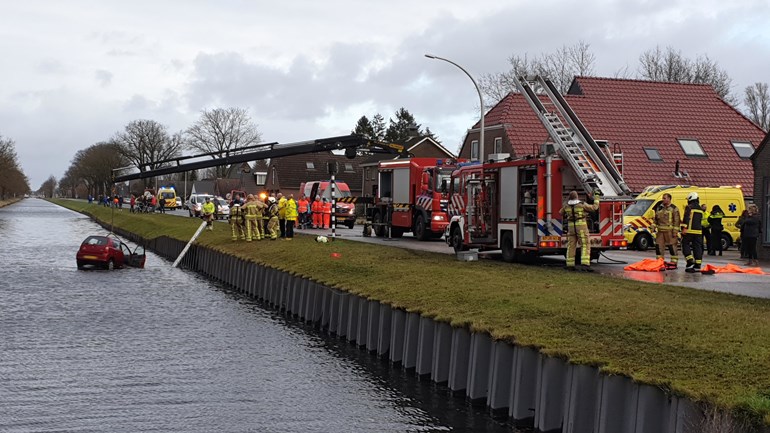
xmin=707 ymin=205 xmax=724 ymax=256
xmin=740 ymin=204 xmax=762 ymax=267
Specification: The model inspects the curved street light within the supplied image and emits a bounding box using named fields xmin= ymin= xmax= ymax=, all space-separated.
xmin=424 ymin=54 xmax=485 ymax=162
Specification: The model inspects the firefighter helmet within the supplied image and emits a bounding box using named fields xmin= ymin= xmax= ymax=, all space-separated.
xmin=687 ymin=192 xmax=699 ymax=202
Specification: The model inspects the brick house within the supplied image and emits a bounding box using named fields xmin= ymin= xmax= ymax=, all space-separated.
xmin=265 ymin=135 xmax=455 ymax=200
xmin=459 ymin=77 xmax=766 ymax=196
xmin=751 ymin=130 xmax=770 ymax=259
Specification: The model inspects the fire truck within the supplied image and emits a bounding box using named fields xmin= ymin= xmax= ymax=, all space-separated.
xmin=367 ymin=157 xmax=459 ymax=240
xmin=446 ymin=75 xmax=633 ymax=262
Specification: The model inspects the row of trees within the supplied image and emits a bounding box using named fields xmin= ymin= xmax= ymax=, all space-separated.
xmin=351 ymin=107 xmax=437 ymax=142
xmin=59 ymin=108 xmax=262 ymax=199
xmin=480 ymin=43 xmax=770 ymax=131
xmin=0 ymin=135 xmax=30 ymax=199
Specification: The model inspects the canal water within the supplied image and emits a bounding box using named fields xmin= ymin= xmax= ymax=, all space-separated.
xmin=0 ymin=199 xmax=521 ymax=432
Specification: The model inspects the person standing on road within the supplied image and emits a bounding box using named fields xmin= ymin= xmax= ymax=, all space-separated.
xmin=707 ymin=205 xmax=725 ymax=256
xmin=312 ymin=195 xmax=323 ymax=229
xmin=285 ymin=194 xmax=298 ymax=240
xmin=322 ymin=198 xmax=332 ymax=229
xmin=740 ymin=204 xmax=762 ymax=266
xmin=202 ymin=197 xmax=216 ymax=231
xmin=297 ymin=194 xmax=309 ymax=229
xmin=737 ymin=209 xmax=748 ymax=258
xmin=560 ymin=190 xmax=599 ymax=272
xmin=681 ymin=192 xmax=705 ymax=273
xmin=653 ymin=193 xmax=680 ymax=269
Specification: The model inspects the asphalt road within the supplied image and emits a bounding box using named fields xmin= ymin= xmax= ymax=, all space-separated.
xmin=296 ymin=224 xmax=770 ymax=299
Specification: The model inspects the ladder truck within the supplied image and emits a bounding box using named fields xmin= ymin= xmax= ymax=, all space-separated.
xmin=446 ymin=75 xmax=633 ymax=262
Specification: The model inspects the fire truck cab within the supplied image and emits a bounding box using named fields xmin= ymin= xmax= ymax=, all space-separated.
xmin=368 ymin=158 xmax=458 ymax=240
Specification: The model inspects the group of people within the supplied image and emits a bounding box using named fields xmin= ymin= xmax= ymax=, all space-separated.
xmin=223 ymin=192 xmax=300 ymax=240
xmin=89 ymin=194 xmax=124 ymax=209
xmin=128 ymin=193 xmax=165 ymax=213
xmin=560 ymin=190 xmax=763 ymax=273
xmin=651 ymin=192 xmax=762 ymax=271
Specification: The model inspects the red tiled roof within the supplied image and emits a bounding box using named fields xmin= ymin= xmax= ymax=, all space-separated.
xmin=476 ymin=77 xmax=766 ymax=193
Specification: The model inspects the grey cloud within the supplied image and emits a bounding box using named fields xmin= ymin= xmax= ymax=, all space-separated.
xmin=95 ymin=69 xmax=113 ymax=87
xmin=37 ymin=59 xmax=65 ymax=74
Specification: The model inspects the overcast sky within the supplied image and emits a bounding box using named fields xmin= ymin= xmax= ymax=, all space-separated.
xmin=2 ymin=0 xmax=768 ymax=188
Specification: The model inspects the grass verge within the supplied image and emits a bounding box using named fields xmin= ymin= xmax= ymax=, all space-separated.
xmin=55 ymin=198 xmax=770 ymax=426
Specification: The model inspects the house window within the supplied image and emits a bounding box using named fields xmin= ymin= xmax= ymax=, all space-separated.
xmin=306 ymin=162 xmax=315 ymax=170
xmin=677 ymin=139 xmax=706 ymax=157
xmin=731 ymin=141 xmax=755 ymax=159
xmin=494 ymin=137 xmax=502 ymax=154
xmin=644 ymin=148 xmax=662 ymax=161
xmin=471 ymin=140 xmax=479 ymax=161
xmin=254 ymin=172 xmax=266 ymax=185
xmin=344 ymin=163 xmax=354 ymax=172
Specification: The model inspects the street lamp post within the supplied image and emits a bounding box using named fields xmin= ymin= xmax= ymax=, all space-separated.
xmin=424 ymin=54 xmax=485 ymax=162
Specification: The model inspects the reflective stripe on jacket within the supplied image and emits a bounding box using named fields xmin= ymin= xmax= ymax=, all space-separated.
xmin=682 ymin=204 xmax=704 ymax=235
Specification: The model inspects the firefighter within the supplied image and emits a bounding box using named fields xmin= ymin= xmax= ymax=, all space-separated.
xmin=312 ymin=195 xmax=323 ymax=228
xmin=707 ymin=204 xmax=724 ymax=256
xmin=202 ymin=196 xmax=216 ymax=231
xmin=653 ymin=192 xmax=680 ymax=269
xmin=277 ymin=193 xmax=287 ymax=238
xmin=266 ymin=196 xmax=280 ymax=239
xmin=229 ymin=201 xmax=246 ymax=240
xmin=284 ymin=194 xmax=298 ymax=240
xmin=560 ymin=190 xmax=600 ymax=272
xmin=322 ymin=197 xmax=332 ymax=229
xmin=681 ymin=192 xmax=705 ymax=273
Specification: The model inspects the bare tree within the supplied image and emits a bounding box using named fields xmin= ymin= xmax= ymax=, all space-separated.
xmin=744 ymin=82 xmax=770 ymax=131
xmin=38 ymin=175 xmax=57 ymax=198
xmin=185 ymin=107 xmax=262 ymax=178
xmin=67 ymin=142 xmax=128 ymax=197
xmin=113 ymin=120 xmax=183 ymax=187
xmin=479 ymin=41 xmax=596 ymax=105
xmin=0 ymin=134 xmax=30 ymax=199
xmin=638 ymin=46 xmax=736 ymax=104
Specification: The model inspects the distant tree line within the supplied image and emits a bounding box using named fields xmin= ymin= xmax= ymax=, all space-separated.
xmin=480 ymin=43 xmax=770 ymax=131
xmin=0 ymin=134 xmax=30 ymax=199
xmin=58 ymin=107 xmax=262 ymax=199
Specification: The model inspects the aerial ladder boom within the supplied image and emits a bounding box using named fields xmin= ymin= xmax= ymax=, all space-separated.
xmin=514 ymin=75 xmax=631 ymax=198
xmin=112 ymin=134 xmax=410 ymax=183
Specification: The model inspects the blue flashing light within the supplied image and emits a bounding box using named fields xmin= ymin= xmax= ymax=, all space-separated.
xmin=436 ymin=159 xmax=443 ymax=166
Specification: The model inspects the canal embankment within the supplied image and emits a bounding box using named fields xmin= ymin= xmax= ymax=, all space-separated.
xmin=53 ymin=198 xmax=770 ymax=432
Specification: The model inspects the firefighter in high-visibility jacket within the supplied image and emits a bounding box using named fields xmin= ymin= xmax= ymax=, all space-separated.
xmin=229 ymin=202 xmax=246 ymax=240
xmin=244 ymin=194 xmax=266 ymax=241
xmin=266 ymin=196 xmax=280 ymax=240
xmin=681 ymin=192 xmax=705 ymax=273
xmin=653 ymin=192 xmax=680 ymax=269
xmin=560 ymin=190 xmax=599 ymax=271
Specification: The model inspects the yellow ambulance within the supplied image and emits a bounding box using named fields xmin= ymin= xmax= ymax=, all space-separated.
xmin=623 ymin=185 xmax=745 ymax=251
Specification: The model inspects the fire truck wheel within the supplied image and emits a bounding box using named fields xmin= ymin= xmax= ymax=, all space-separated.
xmin=414 ymin=214 xmax=429 ymax=241
xmin=450 ymin=225 xmax=467 ymax=253
xmin=501 ymin=232 xmax=515 ymax=263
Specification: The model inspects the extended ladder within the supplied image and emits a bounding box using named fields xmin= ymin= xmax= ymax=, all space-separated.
xmin=513 ymin=75 xmax=631 ymax=198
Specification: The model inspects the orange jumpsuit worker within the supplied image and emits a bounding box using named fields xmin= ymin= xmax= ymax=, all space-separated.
xmin=312 ymin=195 xmax=323 ymax=229
xmin=322 ymin=198 xmax=332 ymax=229
xmin=297 ymin=195 xmax=310 ymax=229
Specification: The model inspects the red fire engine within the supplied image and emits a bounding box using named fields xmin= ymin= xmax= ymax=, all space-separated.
xmin=446 ymin=75 xmax=633 ymax=261
xmin=368 ymin=157 xmax=460 ymax=240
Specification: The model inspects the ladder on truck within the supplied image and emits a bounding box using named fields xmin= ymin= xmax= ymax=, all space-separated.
xmin=513 ymin=75 xmax=631 ymax=198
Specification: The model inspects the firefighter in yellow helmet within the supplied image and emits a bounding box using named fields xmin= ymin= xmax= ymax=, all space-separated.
xmin=560 ymin=190 xmax=599 ymax=271
xmin=266 ymin=196 xmax=280 ymax=240
xmin=229 ymin=200 xmax=246 ymax=240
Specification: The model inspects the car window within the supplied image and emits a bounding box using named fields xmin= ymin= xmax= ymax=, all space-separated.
xmin=120 ymin=243 xmax=131 ymax=257
xmin=84 ymin=236 xmax=107 ymax=246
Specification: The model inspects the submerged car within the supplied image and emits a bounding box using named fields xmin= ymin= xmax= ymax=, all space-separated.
xmin=76 ymin=235 xmax=146 ymax=270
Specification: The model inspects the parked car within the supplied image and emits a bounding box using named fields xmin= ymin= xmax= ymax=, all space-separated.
xmin=76 ymin=235 xmax=146 ymax=270
xmin=214 ymin=197 xmax=230 ymax=220
xmin=187 ymin=193 xmax=214 ymax=217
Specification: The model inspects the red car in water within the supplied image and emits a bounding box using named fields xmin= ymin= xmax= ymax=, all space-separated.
xmin=76 ymin=235 xmax=146 ymax=270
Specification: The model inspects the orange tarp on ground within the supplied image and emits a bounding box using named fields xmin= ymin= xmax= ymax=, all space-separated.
xmin=624 ymin=258 xmax=667 ymax=272
xmin=699 ymin=263 xmax=767 ymax=275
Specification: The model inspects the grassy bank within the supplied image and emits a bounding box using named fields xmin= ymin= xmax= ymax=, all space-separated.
xmin=54 ymin=198 xmax=770 ymax=426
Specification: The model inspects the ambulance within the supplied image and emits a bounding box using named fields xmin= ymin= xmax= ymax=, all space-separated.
xmin=623 ymin=185 xmax=745 ymax=251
